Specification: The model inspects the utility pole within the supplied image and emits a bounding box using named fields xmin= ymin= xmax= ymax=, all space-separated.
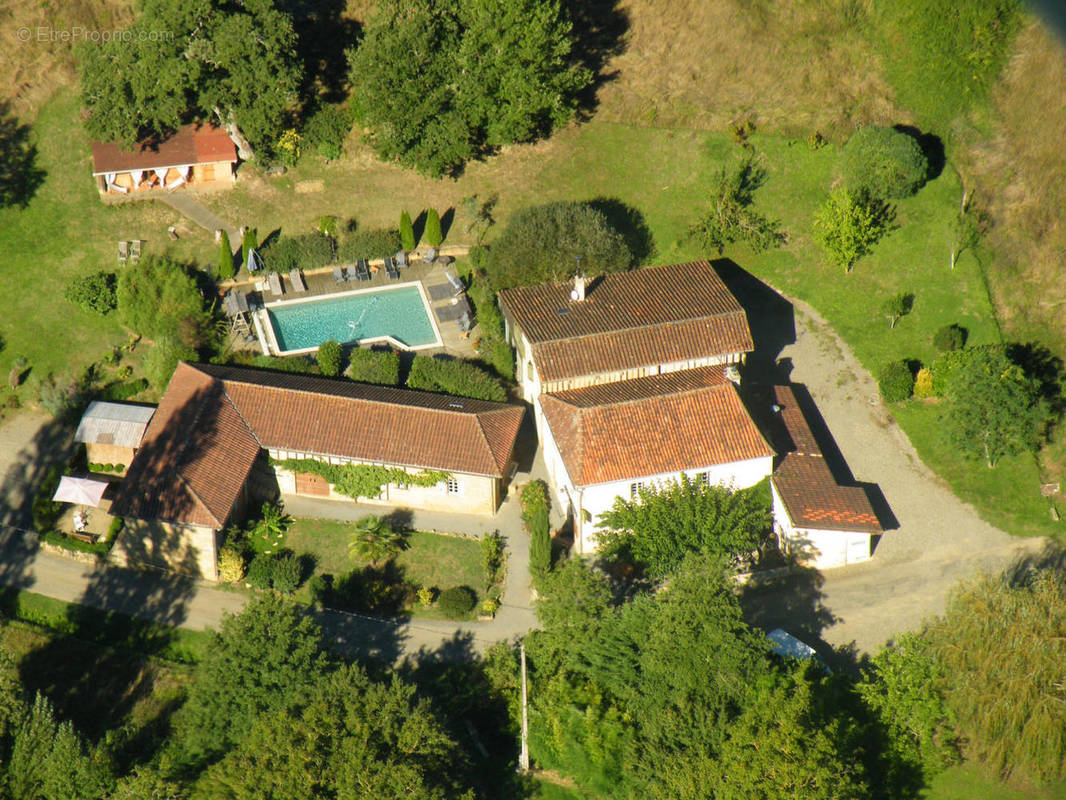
xmin=518 ymin=640 xmax=530 ymax=772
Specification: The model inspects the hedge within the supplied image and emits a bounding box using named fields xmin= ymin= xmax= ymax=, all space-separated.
xmin=260 ymin=233 xmax=335 ymax=272
xmin=407 ymin=355 xmax=506 ymax=402
xmin=337 ymin=228 xmax=401 ymax=262
xmin=346 ymin=348 xmax=400 ymax=385
xmin=251 ymin=355 xmax=317 ymax=374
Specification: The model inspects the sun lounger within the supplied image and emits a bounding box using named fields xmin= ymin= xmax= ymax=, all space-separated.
xmin=445 ymin=269 xmax=464 ymax=295
xmin=333 ymin=266 xmax=345 ymax=284
xmin=395 ymin=250 xmax=408 ymax=267
xmin=424 ymin=247 xmax=437 ymax=263
xmin=357 ymin=259 xmax=371 ymax=281
xmin=344 ymin=265 xmax=358 ymax=282
xmin=385 ymin=259 xmax=400 ymax=280
xmin=130 ymin=240 xmax=142 ymax=264
xmin=268 ymin=271 xmax=283 ymax=296
xmin=289 ymin=269 xmax=307 ymax=292
xmin=118 ymin=241 xmax=128 ymax=264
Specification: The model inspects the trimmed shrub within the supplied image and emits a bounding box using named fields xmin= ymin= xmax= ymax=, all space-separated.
xmin=246 ymin=553 xmax=274 ymax=589
xmin=407 ymin=355 xmax=506 ymax=402
xmin=841 ymin=126 xmax=929 ymax=199
xmin=218 ymin=230 xmax=234 ymax=280
xmin=217 ymin=547 xmax=246 ymax=584
xmin=316 ymin=339 xmax=343 ymax=377
xmin=99 ymin=378 xmax=149 ymax=402
xmin=878 ymin=360 xmax=915 ymax=402
xmin=400 ymin=210 xmax=415 ymax=251
xmin=529 ymin=507 xmax=552 ymax=579
xmin=913 ymin=367 xmax=934 ymax=398
xmin=337 ymin=228 xmax=401 ymax=262
xmin=345 ymin=348 xmax=400 ymax=385
xmin=481 ymin=532 xmax=504 ymax=586
xmin=933 ymin=324 xmax=967 ymax=353
xmin=425 ymin=208 xmax=443 ymax=247
xmin=64 ymin=272 xmax=117 ymax=315
xmin=468 ymin=281 xmax=514 ymax=380
xmin=107 ymin=516 xmax=124 ymax=540
xmin=260 ymin=233 xmax=335 ymax=272
xmin=438 ymin=585 xmax=477 ymax=619
xmin=303 ymin=104 xmax=351 ymax=160
xmin=271 ymin=552 xmax=303 ymax=594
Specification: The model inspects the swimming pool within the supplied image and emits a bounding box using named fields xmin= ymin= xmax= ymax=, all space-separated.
xmin=262 ymin=283 xmax=442 ymax=355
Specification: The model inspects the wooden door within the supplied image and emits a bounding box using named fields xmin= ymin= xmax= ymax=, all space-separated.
xmin=295 ymin=471 xmax=330 ymax=496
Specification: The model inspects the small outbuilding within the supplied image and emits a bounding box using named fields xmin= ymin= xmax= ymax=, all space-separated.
xmin=90 ymin=123 xmax=238 ymax=197
xmin=769 ymin=385 xmax=883 ymax=569
xmin=74 ymin=401 xmax=155 ymax=473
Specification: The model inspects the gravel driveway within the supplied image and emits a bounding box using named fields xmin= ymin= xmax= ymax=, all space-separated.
xmin=740 ymin=294 xmax=1048 ymax=657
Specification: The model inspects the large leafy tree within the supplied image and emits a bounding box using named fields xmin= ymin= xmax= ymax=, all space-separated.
xmin=168 ymin=594 xmax=330 ymax=770
xmin=485 ymin=200 xmax=632 ymax=289
xmin=199 ymin=665 xmax=466 ymax=800
xmin=944 ymin=345 xmax=1048 ymax=467
xmin=79 ymin=0 xmax=302 ymax=158
xmin=347 ymin=0 xmax=590 ymax=176
xmin=116 ymin=255 xmax=212 ymax=348
xmin=596 ymin=475 xmax=772 ymax=577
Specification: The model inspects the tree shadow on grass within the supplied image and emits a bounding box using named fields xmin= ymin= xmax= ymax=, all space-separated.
xmin=0 ymin=103 xmax=45 ymax=209
xmin=278 ymin=0 xmax=361 ymax=104
xmin=562 ymin=0 xmax=631 ymax=119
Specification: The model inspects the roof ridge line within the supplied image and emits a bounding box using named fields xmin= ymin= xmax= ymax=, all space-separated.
xmin=548 ymin=376 xmax=732 ymax=409
xmin=529 ymin=310 xmax=745 ymax=345
xmin=176 ymin=472 xmax=225 ymax=528
xmin=217 ymin=382 xmax=263 ymax=448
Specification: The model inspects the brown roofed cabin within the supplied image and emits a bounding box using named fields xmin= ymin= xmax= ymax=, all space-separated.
xmin=109 ymin=362 xmax=524 ymax=580
xmin=769 ymin=385 xmax=883 ymax=568
xmin=90 ymin=124 xmax=237 ymax=197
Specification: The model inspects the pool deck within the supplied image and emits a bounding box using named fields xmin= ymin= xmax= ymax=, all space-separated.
xmin=227 ymin=256 xmax=477 ymax=360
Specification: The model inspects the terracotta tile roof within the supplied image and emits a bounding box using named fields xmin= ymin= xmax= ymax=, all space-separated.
xmin=498 ymin=261 xmax=753 ymax=382
xmin=91 ymin=124 xmax=237 ymax=175
xmin=113 ymin=363 xmax=525 ymax=528
xmin=770 ymin=385 xmax=882 ymax=534
xmin=110 ymin=364 xmax=261 ymax=528
xmin=540 ymin=366 xmax=772 ymax=486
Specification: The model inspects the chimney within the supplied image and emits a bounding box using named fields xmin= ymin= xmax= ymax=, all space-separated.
xmin=570 ymin=273 xmax=586 ymax=302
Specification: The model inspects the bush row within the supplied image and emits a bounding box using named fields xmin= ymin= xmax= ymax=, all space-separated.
xmin=407 ymin=354 xmax=506 ymax=402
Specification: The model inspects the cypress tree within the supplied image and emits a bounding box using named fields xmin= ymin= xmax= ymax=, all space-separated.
xmin=399 ymin=210 xmax=415 ymax=251
xmin=218 ymin=230 xmax=234 ymax=280
xmin=425 ymin=208 xmax=443 ymax=247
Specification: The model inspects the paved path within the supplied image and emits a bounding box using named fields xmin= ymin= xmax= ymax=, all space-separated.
xmin=157 ymin=194 xmax=240 ymax=242
xmin=740 ymin=297 xmax=1047 ymax=656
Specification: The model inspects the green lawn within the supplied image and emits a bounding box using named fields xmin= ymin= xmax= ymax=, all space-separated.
xmin=0 ymin=90 xmax=219 ymax=393
xmin=284 ymin=517 xmax=486 ymax=614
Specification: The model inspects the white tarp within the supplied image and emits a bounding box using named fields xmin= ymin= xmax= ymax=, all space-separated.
xmin=52 ymin=476 xmax=108 ymax=507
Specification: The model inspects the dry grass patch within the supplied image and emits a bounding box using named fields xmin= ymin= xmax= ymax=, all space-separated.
xmin=592 ymin=0 xmax=898 ymax=136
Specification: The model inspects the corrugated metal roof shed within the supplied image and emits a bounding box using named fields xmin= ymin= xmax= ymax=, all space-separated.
xmin=75 ymin=402 xmax=155 ymax=448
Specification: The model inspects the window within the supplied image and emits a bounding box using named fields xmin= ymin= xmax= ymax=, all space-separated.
xmin=630 ymin=481 xmax=644 ymax=499
xmin=694 ymin=472 xmax=709 ymax=486
xmin=446 ymin=479 xmax=461 ymax=495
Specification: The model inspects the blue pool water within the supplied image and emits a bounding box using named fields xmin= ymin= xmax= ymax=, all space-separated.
xmin=266 ymin=285 xmax=439 ymax=352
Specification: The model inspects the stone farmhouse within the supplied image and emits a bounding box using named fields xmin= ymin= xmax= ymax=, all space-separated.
xmin=109 ymin=362 xmax=523 ymax=579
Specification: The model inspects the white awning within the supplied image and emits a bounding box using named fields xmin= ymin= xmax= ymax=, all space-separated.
xmin=52 ymin=476 xmax=109 ymax=507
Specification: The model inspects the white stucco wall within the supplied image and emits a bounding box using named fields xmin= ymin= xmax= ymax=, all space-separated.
xmin=770 ymin=481 xmax=873 ymax=569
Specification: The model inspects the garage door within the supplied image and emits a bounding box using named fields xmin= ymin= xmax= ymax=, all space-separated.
xmin=295 ymin=471 xmax=330 ymax=497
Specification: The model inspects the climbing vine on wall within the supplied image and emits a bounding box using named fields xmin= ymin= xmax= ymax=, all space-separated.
xmin=272 ymin=458 xmax=450 ymax=501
